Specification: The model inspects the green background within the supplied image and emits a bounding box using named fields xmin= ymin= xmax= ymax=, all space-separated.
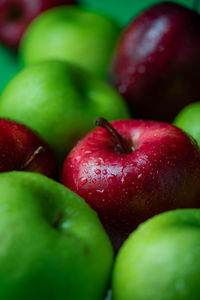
xmin=79 ymin=0 xmax=197 ymax=26
xmin=0 ymin=0 xmax=198 ymax=95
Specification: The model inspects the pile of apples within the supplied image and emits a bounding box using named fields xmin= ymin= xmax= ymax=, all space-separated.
xmin=1 ymin=0 xmax=200 ymax=299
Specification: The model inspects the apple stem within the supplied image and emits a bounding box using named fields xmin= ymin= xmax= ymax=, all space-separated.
xmin=95 ymin=117 xmax=132 ymax=155
xmin=193 ymin=0 xmax=199 ymax=11
xmin=21 ymin=146 xmax=44 ymax=170
xmin=53 ymin=211 xmax=63 ymax=228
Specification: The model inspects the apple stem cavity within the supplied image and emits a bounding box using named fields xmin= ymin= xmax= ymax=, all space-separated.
xmin=193 ymin=0 xmax=199 ymax=11
xmin=53 ymin=211 xmax=63 ymax=228
xmin=95 ymin=117 xmax=132 ymax=155
xmin=21 ymin=146 xmax=44 ymax=170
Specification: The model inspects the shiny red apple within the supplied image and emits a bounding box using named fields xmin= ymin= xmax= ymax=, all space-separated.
xmin=0 ymin=118 xmax=58 ymax=178
xmin=0 ymin=0 xmax=76 ymax=50
xmin=110 ymin=2 xmax=200 ymax=122
xmin=62 ymin=118 xmax=200 ymax=250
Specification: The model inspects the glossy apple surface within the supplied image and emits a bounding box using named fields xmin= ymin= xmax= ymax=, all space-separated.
xmin=112 ymin=209 xmax=200 ymax=300
xmin=110 ymin=2 xmax=200 ymax=121
xmin=0 ymin=0 xmax=76 ymax=50
xmin=20 ymin=6 xmax=120 ymax=77
xmin=0 ymin=118 xmax=57 ymax=178
xmin=62 ymin=119 xmax=200 ymax=249
xmin=0 ymin=171 xmax=113 ymax=300
xmin=0 ymin=60 xmax=130 ymax=163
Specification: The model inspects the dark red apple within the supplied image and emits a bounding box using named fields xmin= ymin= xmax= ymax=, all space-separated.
xmin=0 ymin=118 xmax=58 ymax=178
xmin=110 ymin=2 xmax=200 ymax=122
xmin=62 ymin=118 xmax=200 ymax=250
xmin=0 ymin=0 xmax=76 ymax=50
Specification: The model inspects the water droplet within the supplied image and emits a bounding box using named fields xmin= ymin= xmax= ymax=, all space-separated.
xmin=137 ymin=173 xmax=142 ymax=179
xmin=158 ymin=45 xmax=164 ymax=52
xmin=96 ymin=189 xmax=104 ymax=193
xmin=95 ymin=169 xmax=101 ymax=175
xmin=80 ymin=178 xmax=87 ymax=185
xmin=92 ymin=179 xmax=96 ymax=184
xmin=145 ymin=199 xmax=151 ymax=205
xmin=103 ymin=170 xmax=107 ymax=175
xmin=128 ymin=66 xmax=135 ymax=74
xmin=138 ymin=65 xmax=146 ymax=74
xmin=85 ymin=151 xmax=91 ymax=154
xmin=119 ymin=84 xmax=127 ymax=93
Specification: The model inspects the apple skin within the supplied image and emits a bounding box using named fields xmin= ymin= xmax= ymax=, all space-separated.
xmin=19 ymin=6 xmax=120 ymax=77
xmin=0 ymin=0 xmax=76 ymax=51
xmin=110 ymin=2 xmax=200 ymax=122
xmin=0 ymin=118 xmax=58 ymax=178
xmin=0 ymin=60 xmax=130 ymax=163
xmin=112 ymin=209 xmax=200 ymax=300
xmin=174 ymin=101 xmax=200 ymax=147
xmin=62 ymin=119 xmax=200 ymax=250
xmin=0 ymin=171 xmax=113 ymax=300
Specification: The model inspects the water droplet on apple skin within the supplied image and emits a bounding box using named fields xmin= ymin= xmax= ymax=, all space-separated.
xmin=95 ymin=169 xmax=101 ymax=175
xmin=80 ymin=178 xmax=87 ymax=185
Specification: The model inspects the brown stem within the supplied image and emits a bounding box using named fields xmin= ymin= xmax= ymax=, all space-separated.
xmin=53 ymin=211 xmax=63 ymax=228
xmin=95 ymin=117 xmax=132 ymax=155
xmin=21 ymin=146 xmax=44 ymax=170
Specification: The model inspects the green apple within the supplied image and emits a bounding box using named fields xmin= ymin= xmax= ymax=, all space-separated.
xmin=0 ymin=60 xmax=130 ymax=162
xmin=19 ymin=6 xmax=120 ymax=78
xmin=0 ymin=171 xmax=113 ymax=300
xmin=112 ymin=209 xmax=200 ymax=300
xmin=0 ymin=44 xmax=19 ymax=95
xmin=174 ymin=102 xmax=200 ymax=147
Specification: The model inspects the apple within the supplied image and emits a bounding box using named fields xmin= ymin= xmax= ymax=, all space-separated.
xmin=19 ymin=6 xmax=120 ymax=77
xmin=0 ymin=0 xmax=76 ymax=51
xmin=62 ymin=118 xmax=200 ymax=250
xmin=0 ymin=44 xmax=19 ymax=94
xmin=174 ymin=101 xmax=200 ymax=147
xmin=110 ymin=2 xmax=200 ymax=122
xmin=0 ymin=171 xmax=113 ymax=299
xmin=112 ymin=209 xmax=200 ymax=300
xmin=0 ymin=118 xmax=58 ymax=178
xmin=0 ymin=60 xmax=130 ymax=163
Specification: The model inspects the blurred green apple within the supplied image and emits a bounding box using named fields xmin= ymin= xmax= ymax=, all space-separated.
xmin=0 ymin=60 xmax=130 ymax=162
xmin=112 ymin=209 xmax=200 ymax=300
xmin=0 ymin=171 xmax=113 ymax=300
xmin=174 ymin=102 xmax=200 ymax=147
xmin=19 ymin=6 xmax=120 ymax=78
xmin=0 ymin=45 xmax=19 ymax=95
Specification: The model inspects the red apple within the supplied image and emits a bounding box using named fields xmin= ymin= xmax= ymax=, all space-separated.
xmin=0 ymin=118 xmax=58 ymax=178
xmin=0 ymin=0 xmax=76 ymax=50
xmin=62 ymin=118 xmax=200 ymax=250
xmin=110 ymin=2 xmax=200 ymax=122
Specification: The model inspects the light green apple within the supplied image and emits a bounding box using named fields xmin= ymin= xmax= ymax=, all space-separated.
xmin=174 ymin=102 xmax=200 ymax=147
xmin=0 ymin=60 xmax=130 ymax=162
xmin=19 ymin=6 xmax=120 ymax=78
xmin=0 ymin=171 xmax=113 ymax=300
xmin=112 ymin=209 xmax=200 ymax=300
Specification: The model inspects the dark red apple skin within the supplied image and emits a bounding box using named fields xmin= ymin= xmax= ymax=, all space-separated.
xmin=0 ymin=118 xmax=58 ymax=178
xmin=62 ymin=119 xmax=200 ymax=250
xmin=110 ymin=2 xmax=200 ymax=122
xmin=0 ymin=0 xmax=76 ymax=50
